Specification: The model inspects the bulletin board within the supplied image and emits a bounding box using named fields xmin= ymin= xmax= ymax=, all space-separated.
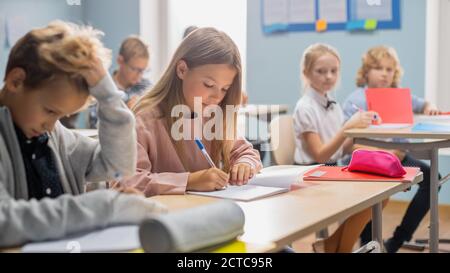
xmin=261 ymin=0 xmax=401 ymax=34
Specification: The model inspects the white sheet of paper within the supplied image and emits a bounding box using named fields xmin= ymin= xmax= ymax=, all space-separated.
xmin=188 ymin=185 xmax=288 ymax=202
xmin=414 ymin=115 xmax=450 ymax=125
xmin=22 ymin=225 xmax=140 ymax=253
xmin=263 ymin=0 xmax=289 ymax=25
xmin=288 ymin=0 xmax=316 ymax=24
xmin=249 ymin=165 xmax=320 ymax=188
xmin=318 ymin=0 xmax=348 ymax=23
xmin=368 ymin=123 xmax=412 ymax=129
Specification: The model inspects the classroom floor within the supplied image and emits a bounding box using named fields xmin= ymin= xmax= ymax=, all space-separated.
xmin=292 ymin=201 xmax=450 ymax=253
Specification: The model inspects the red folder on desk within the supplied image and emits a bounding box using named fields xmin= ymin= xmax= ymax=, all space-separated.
xmin=366 ymin=88 xmax=414 ymax=124
xmin=303 ymin=166 xmax=420 ymax=183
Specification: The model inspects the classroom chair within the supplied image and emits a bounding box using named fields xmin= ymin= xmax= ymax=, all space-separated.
xmin=269 ymin=115 xmax=295 ymax=165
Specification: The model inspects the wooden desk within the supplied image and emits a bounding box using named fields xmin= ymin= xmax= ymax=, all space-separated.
xmin=1 ymin=175 xmax=421 ymax=253
xmin=345 ymin=127 xmax=450 ymax=253
xmin=152 ymin=175 xmax=422 ymax=252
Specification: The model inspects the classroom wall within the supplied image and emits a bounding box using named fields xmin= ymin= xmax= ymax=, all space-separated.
xmin=82 ymin=0 xmax=140 ymax=72
xmin=0 ymin=0 xmax=83 ymax=81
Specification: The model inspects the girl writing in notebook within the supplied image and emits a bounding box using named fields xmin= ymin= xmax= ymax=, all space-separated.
xmin=120 ymin=27 xmax=262 ymax=196
xmin=293 ymin=43 xmax=383 ymax=253
xmin=342 ymin=46 xmax=441 ymax=253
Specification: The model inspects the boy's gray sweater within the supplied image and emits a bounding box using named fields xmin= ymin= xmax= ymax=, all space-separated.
xmin=0 ymin=75 xmax=146 ymax=247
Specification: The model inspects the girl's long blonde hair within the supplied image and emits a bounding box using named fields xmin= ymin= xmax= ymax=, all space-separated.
xmin=133 ymin=27 xmax=242 ymax=172
xmin=356 ymin=46 xmax=403 ymax=88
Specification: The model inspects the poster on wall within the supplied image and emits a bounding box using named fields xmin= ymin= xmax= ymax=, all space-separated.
xmin=262 ymin=0 xmax=289 ymax=33
xmin=262 ymin=0 xmax=401 ymax=33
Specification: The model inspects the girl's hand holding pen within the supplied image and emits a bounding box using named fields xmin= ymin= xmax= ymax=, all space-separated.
xmin=349 ymin=103 xmax=382 ymax=127
xmin=345 ymin=111 xmax=381 ymax=129
xmin=187 ymin=168 xmax=230 ymax=192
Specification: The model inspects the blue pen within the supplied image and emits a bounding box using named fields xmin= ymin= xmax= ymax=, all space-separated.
xmin=194 ymin=137 xmax=217 ymax=168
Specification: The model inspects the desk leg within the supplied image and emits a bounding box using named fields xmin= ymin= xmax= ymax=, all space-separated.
xmin=372 ymin=202 xmax=383 ymax=252
xmin=430 ymin=148 xmax=439 ymax=253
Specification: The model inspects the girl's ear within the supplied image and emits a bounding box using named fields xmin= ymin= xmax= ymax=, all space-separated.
xmin=176 ymin=60 xmax=188 ymax=80
xmin=5 ymin=68 xmax=26 ymax=93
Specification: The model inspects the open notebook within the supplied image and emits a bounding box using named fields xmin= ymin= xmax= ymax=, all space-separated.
xmin=187 ymin=165 xmax=319 ymax=202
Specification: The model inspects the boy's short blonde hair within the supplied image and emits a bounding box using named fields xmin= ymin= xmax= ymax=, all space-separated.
xmin=119 ymin=36 xmax=150 ymax=62
xmin=356 ymin=46 xmax=403 ymax=88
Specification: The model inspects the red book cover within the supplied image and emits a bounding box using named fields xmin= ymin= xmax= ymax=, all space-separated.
xmin=303 ymin=166 xmax=420 ymax=183
xmin=366 ymin=88 xmax=414 ymax=124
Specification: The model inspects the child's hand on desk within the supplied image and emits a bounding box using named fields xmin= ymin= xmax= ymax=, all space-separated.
xmin=109 ymin=181 xmax=145 ymax=196
xmin=110 ymin=191 xmax=167 ymax=225
xmin=229 ymin=163 xmax=255 ymax=186
xmin=108 ymin=182 xmax=167 ymax=225
xmin=423 ymin=103 xmax=441 ymax=116
xmin=187 ymin=168 xmax=229 ymax=192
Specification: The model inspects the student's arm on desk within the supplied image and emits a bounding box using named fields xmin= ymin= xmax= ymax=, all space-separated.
xmin=229 ymin=137 xmax=263 ymax=185
xmin=0 ymin=183 xmax=156 ymax=248
xmin=229 ymin=137 xmax=263 ymax=171
xmin=120 ymin=124 xmax=231 ymax=195
xmin=422 ymin=102 xmax=441 ymax=116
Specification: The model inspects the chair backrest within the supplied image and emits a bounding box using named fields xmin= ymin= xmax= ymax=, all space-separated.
xmin=269 ymin=115 xmax=296 ymax=165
